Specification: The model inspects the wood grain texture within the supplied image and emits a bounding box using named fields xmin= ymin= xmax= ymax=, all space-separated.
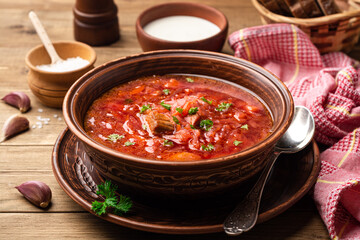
xmin=0 ymin=0 xmax=335 ymax=239
xmin=0 ymin=197 xmax=327 ymax=240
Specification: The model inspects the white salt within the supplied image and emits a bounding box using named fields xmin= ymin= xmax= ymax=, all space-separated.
xmin=143 ymin=15 xmax=220 ymax=42
xmin=36 ymin=121 xmax=43 ymax=128
xmin=36 ymin=57 xmax=89 ymax=73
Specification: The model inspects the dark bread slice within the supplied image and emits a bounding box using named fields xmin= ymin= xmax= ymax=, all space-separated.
xmin=276 ymin=0 xmax=293 ymax=16
xmin=258 ymin=0 xmax=284 ymax=15
xmin=300 ymin=0 xmax=324 ymax=17
xmin=283 ymin=0 xmax=310 ymax=18
xmin=316 ymin=0 xmax=340 ymax=15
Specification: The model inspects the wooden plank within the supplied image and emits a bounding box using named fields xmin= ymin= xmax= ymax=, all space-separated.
xmin=0 ymin=104 xmax=66 ymax=146
xmin=0 ymin=196 xmax=329 ymax=239
xmin=0 ymin=146 xmax=53 ymax=171
xmin=0 ymin=146 xmax=83 ymax=212
xmin=0 ymin=174 xmax=84 ymax=212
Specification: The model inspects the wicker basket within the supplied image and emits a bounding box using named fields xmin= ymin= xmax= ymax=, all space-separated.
xmin=252 ymin=0 xmax=360 ymax=53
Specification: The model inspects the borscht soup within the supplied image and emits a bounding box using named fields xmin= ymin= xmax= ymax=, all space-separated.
xmin=84 ymin=75 xmax=273 ymax=161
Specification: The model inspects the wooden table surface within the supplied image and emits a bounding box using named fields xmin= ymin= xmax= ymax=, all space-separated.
xmin=2 ymin=0 xmax=352 ymax=239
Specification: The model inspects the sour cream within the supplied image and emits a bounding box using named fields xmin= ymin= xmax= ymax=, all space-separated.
xmin=143 ymin=15 xmax=220 ymax=42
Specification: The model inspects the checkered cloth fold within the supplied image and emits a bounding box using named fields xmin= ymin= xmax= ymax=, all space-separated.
xmin=229 ymin=23 xmax=360 ymax=240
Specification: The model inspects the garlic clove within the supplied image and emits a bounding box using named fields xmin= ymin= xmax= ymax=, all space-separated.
xmin=0 ymin=114 xmax=30 ymax=142
xmin=2 ymin=91 xmax=31 ymax=113
xmin=15 ymin=181 xmax=52 ymax=208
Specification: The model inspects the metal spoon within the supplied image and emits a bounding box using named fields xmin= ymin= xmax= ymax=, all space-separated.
xmin=223 ymin=105 xmax=315 ymax=236
xmin=28 ymin=11 xmax=63 ymax=64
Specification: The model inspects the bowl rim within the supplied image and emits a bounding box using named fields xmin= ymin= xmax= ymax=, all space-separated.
xmin=63 ymin=49 xmax=294 ymax=167
xmin=135 ymin=2 xmax=229 ymax=45
xmin=25 ymin=40 xmax=97 ymax=75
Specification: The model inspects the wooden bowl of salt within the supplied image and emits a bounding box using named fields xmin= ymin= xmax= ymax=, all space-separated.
xmin=25 ymin=41 xmax=96 ymax=108
xmin=135 ymin=2 xmax=228 ymax=52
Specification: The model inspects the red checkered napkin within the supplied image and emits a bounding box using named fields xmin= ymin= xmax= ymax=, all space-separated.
xmin=229 ymin=23 xmax=360 ymax=239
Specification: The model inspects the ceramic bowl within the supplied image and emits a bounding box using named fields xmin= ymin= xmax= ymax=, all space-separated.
xmin=25 ymin=41 xmax=96 ymax=108
xmin=135 ymin=2 xmax=228 ymax=52
xmin=63 ymin=50 xmax=294 ymax=199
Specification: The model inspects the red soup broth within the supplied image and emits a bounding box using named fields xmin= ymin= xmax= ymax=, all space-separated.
xmin=84 ymin=75 xmax=273 ymax=161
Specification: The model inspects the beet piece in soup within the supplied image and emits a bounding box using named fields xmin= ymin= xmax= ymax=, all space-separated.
xmin=84 ymin=75 xmax=273 ymax=161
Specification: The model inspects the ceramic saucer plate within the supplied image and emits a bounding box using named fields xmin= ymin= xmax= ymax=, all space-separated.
xmin=52 ymin=128 xmax=320 ymax=235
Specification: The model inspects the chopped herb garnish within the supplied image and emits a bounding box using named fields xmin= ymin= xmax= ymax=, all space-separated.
xmin=163 ymin=139 xmax=174 ymax=147
xmin=172 ymin=116 xmax=180 ymax=124
xmin=200 ymin=119 xmax=213 ymax=131
xmin=190 ymin=124 xmax=196 ymax=129
xmin=91 ymin=180 xmax=132 ymax=216
xmin=107 ymin=134 xmax=124 ymax=142
xmin=241 ymin=124 xmax=249 ymax=130
xmin=188 ymin=107 xmax=198 ymax=115
xmin=124 ymin=141 xmax=135 ymax=146
xmin=201 ymin=143 xmax=214 ymax=151
xmin=125 ymin=99 xmax=133 ymax=104
xmin=186 ymin=77 xmax=194 ymax=83
xmin=160 ymin=101 xmax=171 ymax=111
xmin=234 ymin=140 xmax=243 ymax=146
xmin=201 ymin=97 xmax=212 ymax=105
xmin=176 ymin=107 xmax=183 ymax=114
xmin=140 ymin=104 xmax=151 ymax=114
xmin=216 ymin=102 xmax=232 ymax=112
xmin=163 ymin=89 xmax=170 ymax=95
xmin=142 ymin=124 xmax=147 ymax=130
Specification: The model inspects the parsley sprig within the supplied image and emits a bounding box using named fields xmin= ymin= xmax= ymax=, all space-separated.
xmin=201 ymin=97 xmax=212 ymax=105
xmin=176 ymin=107 xmax=183 ymax=114
xmin=160 ymin=101 xmax=171 ymax=111
xmin=107 ymin=134 xmax=124 ymax=142
xmin=163 ymin=139 xmax=174 ymax=147
xmin=200 ymin=119 xmax=213 ymax=131
xmin=188 ymin=107 xmax=198 ymax=115
xmin=163 ymin=89 xmax=170 ymax=95
xmin=216 ymin=102 xmax=232 ymax=112
xmin=201 ymin=143 xmax=214 ymax=151
xmin=241 ymin=124 xmax=249 ymax=130
xmin=140 ymin=105 xmax=151 ymax=114
xmin=91 ymin=180 xmax=132 ymax=216
xmin=172 ymin=116 xmax=180 ymax=124
xmin=124 ymin=141 xmax=135 ymax=146
xmin=233 ymin=140 xmax=243 ymax=146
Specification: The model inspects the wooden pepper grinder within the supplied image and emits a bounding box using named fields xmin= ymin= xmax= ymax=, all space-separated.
xmin=73 ymin=0 xmax=120 ymax=46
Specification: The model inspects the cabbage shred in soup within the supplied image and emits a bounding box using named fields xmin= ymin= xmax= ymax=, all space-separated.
xmin=84 ymin=75 xmax=273 ymax=161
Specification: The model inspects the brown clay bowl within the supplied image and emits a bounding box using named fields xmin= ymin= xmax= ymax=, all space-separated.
xmin=25 ymin=41 xmax=96 ymax=108
xmin=63 ymin=50 xmax=294 ymax=200
xmin=135 ymin=2 xmax=228 ymax=52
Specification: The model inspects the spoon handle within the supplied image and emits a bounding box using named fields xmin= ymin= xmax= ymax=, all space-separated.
xmin=223 ymin=151 xmax=280 ymax=236
xmin=28 ymin=11 xmax=62 ymax=64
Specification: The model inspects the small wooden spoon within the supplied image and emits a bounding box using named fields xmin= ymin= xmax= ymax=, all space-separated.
xmin=28 ymin=11 xmax=63 ymax=64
